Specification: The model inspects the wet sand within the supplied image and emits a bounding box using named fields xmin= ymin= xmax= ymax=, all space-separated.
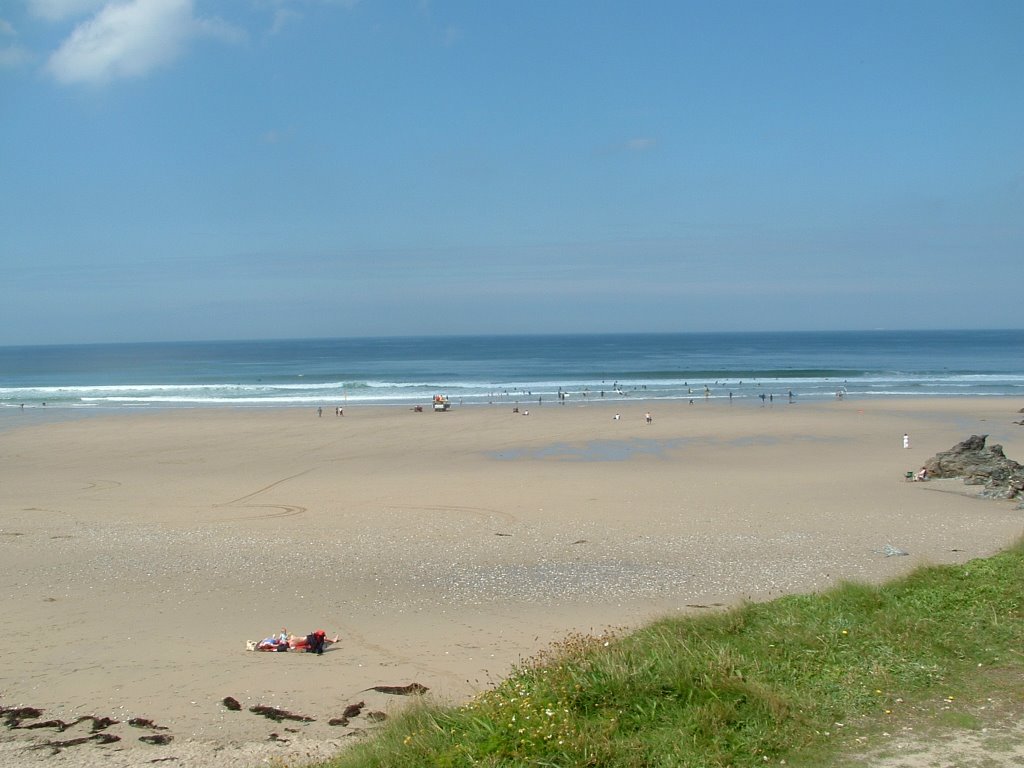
xmin=1 ymin=397 xmax=1022 ymax=766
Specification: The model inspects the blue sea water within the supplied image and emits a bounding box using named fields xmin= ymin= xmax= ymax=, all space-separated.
xmin=0 ymin=330 xmax=1021 ymax=411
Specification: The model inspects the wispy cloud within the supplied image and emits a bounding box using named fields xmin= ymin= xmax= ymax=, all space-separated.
xmin=442 ymin=24 xmax=462 ymax=47
xmin=0 ymin=44 xmax=32 ymax=69
xmin=261 ymin=128 xmax=295 ymax=144
xmin=595 ymin=136 xmax=659 ymax=157
xmin=45 ymin=0 xmax=242 ymax=86
xmin=0 ymin=16 xmax=29 ymax=69
xmin=28 ymin=0 xmax=107 ymax=22
xmin=193 ymin=13 xmax=246 ymax=45
xmin=270 ymin=8 xmax=302 ymax=35
xmin=626 ymin=137 xmax=657 ymax=152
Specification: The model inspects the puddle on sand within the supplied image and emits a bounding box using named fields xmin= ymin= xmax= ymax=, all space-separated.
xmin=488 ymin=434 xmax=783 ymax=462
xmin=488 ymin=437 xmax=690 ymax=462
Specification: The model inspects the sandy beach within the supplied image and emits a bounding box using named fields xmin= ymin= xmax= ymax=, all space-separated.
xmin=2 ymin=397 xmax=1022 ymax=767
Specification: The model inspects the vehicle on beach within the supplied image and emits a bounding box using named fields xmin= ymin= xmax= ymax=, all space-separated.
xmin=433 ymin=394 xmax=451 ymax=411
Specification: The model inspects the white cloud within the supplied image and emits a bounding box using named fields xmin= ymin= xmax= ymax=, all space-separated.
xmin=45 ymin=0 xmax=242 ymax=85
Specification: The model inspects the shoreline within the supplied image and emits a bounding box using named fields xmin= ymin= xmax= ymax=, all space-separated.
xmin=2 ymin=397 xmax=1022 ymax=766
xmin=13 ymin=395 xmax=1019 ymax=420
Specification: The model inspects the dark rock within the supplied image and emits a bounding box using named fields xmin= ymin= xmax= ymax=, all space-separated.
xmin=924 ymin=435 xmax=1024 ymax=502
xmin=341 ymin=702 xmax=364 ymax=718
xmin=128 ymin=717 xmax=168 ymax=730
xmin=222 ymin=696 xmax=241 ymax=711
xmin=366 ymin=711 xmax=387 ymax=722
xmin=328 ymin=717 xmax=349 ymax=727
xmin=139 ymin=733 xmax=174 ymax=745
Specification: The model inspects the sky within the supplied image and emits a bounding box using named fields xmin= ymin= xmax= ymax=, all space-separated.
xmin=1 ymin=0 xmax=1022 ymax=345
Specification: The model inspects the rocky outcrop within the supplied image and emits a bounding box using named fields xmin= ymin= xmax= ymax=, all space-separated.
xmin=923 ymin=435 xmax=1024 ymax=504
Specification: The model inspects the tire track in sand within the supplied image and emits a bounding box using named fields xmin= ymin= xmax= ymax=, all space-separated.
xmin=213 ymin=469 xmax=312 ymax=521
xmin=80 ymin=479 xmax=122 ymax=492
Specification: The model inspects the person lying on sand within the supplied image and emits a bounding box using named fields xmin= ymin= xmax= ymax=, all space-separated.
xmin=288 ymin=630 xmax=340 ymax=655
xmin=255 ymin=629 xmax=289 ymax=651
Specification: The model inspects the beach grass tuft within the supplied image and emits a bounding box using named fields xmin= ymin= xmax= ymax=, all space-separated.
xmin=315 ymin=538 xmax=1024 ymax=767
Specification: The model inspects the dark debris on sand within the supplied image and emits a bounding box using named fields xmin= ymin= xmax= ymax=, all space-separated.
xmin=364 ymin=682 xmax=429 ymax=695
xmin=3 ymin=701 xmax=174 ymax=754
xmin=249 ymin=705 xmax=314 ymax=722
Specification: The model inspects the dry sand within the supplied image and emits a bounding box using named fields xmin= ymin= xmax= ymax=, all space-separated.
xmin=1 ymin=397 xmax=1022 ymax=767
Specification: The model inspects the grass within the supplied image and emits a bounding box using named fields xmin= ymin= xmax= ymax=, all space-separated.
xmin=312 ymin=539 xmax=1024 ymax=767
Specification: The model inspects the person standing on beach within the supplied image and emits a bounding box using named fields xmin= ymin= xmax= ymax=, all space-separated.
xmin=903 ymin=433 xmax=910 ymax=449
xmin=645 ymin=412 xmax=652 ymax=424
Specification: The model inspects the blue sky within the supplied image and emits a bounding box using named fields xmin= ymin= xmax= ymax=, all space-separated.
xmin=1 ymin=0 xmax=1022 ymax=345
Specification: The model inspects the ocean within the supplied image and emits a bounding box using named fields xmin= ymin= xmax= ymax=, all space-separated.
xmin=1 ymin=330 xmax=1021 ymax=412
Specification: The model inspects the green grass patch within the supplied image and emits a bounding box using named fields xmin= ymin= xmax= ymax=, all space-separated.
xmin=314 ymin=539 xmax=1024 ymax=767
